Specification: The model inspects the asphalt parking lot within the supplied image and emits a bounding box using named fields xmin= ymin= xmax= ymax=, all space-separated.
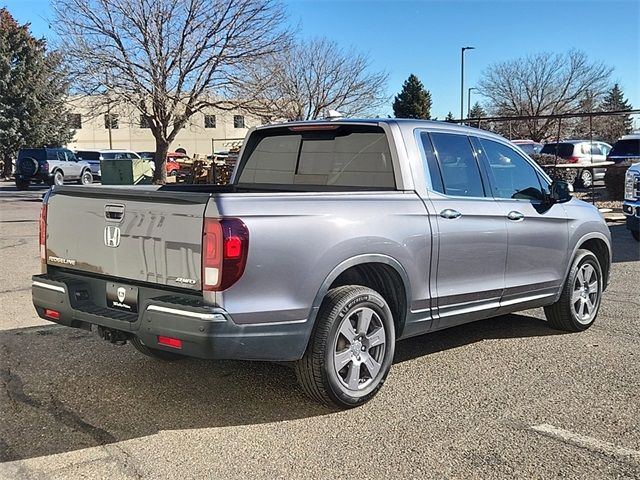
xmin=0 ymin=182 xmax=639 ymax=479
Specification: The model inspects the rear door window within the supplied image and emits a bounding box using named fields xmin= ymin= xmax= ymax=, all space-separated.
xmin=238 ymin=126 xmax=395 ymax=188
xmin=429 ymin=132 xmax=485 ymax=197
xmin=541 ymin=143 xmax=574 ymax=157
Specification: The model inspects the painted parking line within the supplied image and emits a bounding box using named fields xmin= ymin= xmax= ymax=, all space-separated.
xmin=531 ymin=423 xmax=640 ymax=464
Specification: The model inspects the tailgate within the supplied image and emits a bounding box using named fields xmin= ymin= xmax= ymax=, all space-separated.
xmin=46 ymin=186 xmax=211 ymax=291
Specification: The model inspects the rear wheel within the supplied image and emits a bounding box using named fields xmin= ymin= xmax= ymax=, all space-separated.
xmin=130 ymin=336 xmax=186 ymax=361
xmin=544 ymin=249 xmax=602 ymax=332
xmin=295 ymin=286 xmax=395 ymax=408
xmin=15 ymin=179 xmax=30 ymax=191
xmin=52 ymin=170 xmax=64 ymax=186
xmin=579 ymin=169 xmax=593 ymax=189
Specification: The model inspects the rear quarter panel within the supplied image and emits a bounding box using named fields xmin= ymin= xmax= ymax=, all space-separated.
xmin=206 ymin=192 xmax=431 ymax=328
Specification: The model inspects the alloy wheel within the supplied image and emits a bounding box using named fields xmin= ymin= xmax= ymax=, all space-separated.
xmin=571 ymin=262 xmax=599 ymax=324
xmin=332 ymin=307 xmax=386 ymax=391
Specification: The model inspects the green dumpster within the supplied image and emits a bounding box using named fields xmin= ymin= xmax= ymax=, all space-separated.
xmin=100 ymin=159 xmax=154 ymax=185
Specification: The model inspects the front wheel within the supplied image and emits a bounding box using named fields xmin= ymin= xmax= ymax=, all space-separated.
xmin=169 ymin=169 xmax=178 ymax=177
xmin=78 ymin=169 xmax=93 ymax=185
xmin=544 ymin=249 xmax=603 ymax=332
xmin=295 ymin=286 xmax=395 ymax=408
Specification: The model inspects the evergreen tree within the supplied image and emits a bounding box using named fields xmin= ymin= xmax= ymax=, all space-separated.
xmin=597 ymin=84 xmax=633 ymax=144
xmin=468 ymin=102 xmax=486 ymax=128
xmin=392 ymin=74 xmax=432 ymax=119
xmin=0 ymin=8 xmax=73 ymax=177
xmin=444 ymin=111 xmax=455 ymax=123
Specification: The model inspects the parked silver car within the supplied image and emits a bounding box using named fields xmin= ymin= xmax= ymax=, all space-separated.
xmin=14 ymin=148 xmax=93 ymax=190
xmin=540 ymin=140 xmax=612 ymax=188
xmin=33 ymin=119 xmax=611 ymax=407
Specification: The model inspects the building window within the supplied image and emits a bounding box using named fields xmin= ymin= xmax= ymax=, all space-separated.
xmin=233 ymin=115 xmax=245 ymax=128
xmin=67 ymin=113 xmax=82 ymax=129
xmin=104 ymin=113 xmax=119 ymax=129
xmin=204 ymin=115 xmax=217 ymax=129
xmin=140 ymin=115 xmax=151 ymax=128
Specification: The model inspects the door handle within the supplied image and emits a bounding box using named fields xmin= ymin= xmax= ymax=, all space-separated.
xmin=507 ymin=210 xmax=525 ymax=221
xmin=440 ymin=209 xmax=462 ymax=219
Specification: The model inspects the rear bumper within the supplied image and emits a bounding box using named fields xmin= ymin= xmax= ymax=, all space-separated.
xmin=15 ymin=173 xmax=52 ymax=183
xmin=32 ymin=273 xmax=310 ymax=361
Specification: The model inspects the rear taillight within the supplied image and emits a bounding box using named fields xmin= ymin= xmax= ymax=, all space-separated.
xmin=566 ymin=156 xmax=580 ymax=163
xmin=39 ymin=203 xmax=47 ymax=269
xmin=202 ymin=218 xmax=249 ymax=291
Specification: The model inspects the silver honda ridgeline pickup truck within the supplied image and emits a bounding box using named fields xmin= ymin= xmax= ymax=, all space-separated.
xmin=33 ymin=119 xmax=611 ymax=408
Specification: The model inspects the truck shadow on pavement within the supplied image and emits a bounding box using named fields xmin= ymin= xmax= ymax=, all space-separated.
xmin=0 ymin=311 xmax=562 ymax=462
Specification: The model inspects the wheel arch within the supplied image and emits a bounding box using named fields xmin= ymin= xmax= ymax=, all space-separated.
xmin=571 ymin=233 xmax=611 ymax=291
xmin=306 ymin=255 xmax=411 ymax=340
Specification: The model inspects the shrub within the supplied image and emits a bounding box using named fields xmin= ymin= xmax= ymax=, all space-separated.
xmin=530 ymin=153 xmax=577 ymax=185
xmin=604 ymin=160 xmax=633 ymax=200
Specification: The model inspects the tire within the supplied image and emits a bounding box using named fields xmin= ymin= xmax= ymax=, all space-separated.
xmin=169 ymin=169 xmax=178 ymax=177
xmin=632 ymin=230 xmax=640 ymax=242
xmin=52 ymin=170 xmax=64 ymax=186
xmin=295 ymin=286 xmax=396 ymax=408
xmin=130 ymin=336 xmax=186 ymax=361
xmin=17 ymin=157 xmax=38 ymax=176
xmin=579 ymin=169 xmax=593 ymax=189
xmin=15 ymin=179 xmax=30 ymax=191
xmin=544 ymin=249 xmax=603 ymax=332
xmin=78 ymin=169 xmax=93 ymax=185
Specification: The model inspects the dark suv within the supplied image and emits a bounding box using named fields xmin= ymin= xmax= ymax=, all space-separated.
xmin=14 ymin=148 xmax=93 ymax=190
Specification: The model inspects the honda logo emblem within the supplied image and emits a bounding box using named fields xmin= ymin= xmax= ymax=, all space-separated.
xmin=104 ymin=226 xmax=121 ymax=247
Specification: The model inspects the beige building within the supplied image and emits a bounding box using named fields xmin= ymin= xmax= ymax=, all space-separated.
xmin=65 ymin=96 xmax=262 ymax=156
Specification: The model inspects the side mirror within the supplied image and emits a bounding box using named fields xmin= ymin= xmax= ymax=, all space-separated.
xmin=550 ymin=180 xmax=572 ymax=204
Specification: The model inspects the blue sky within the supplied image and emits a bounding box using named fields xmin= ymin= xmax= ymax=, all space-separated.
xmin=2 ymin=0 xmax=639 ymax=119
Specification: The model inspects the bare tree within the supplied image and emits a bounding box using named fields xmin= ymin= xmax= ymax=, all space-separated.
xmin=478 ymin=50 xmax=612 ymax=141
xmin=52 ymin=0 xmax=289 ymax=183
xmin=232 ymin=38 xmax=388 ymax=121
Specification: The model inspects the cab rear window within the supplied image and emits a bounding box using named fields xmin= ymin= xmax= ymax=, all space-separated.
xmin=237 ymin=125 xmax=395 ymax=189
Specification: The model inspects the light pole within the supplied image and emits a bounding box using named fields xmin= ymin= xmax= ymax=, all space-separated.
xmin=460 ymin=46 xmax=475 ymax=122
xmin=467 ymin=87 xmax=477 ymax=118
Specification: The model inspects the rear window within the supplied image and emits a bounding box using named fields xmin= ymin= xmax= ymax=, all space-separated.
xmin=75 ymin=151 xmax=100 ymax=161
xmin=17 ymin=149 xmax=46 ymax=161
xmin=237 ymin=126 xmax=395 ymax=189
xmin=610 ymin=139 xmax=640 ymax=156
xmin=540 ymin=143 xmax=574 ymax=158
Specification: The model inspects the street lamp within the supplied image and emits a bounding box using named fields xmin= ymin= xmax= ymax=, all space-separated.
xmin=467 ymin=87 xmax=477 ymax=118
xmin=460 ymin=46 xmax=475 ymax=123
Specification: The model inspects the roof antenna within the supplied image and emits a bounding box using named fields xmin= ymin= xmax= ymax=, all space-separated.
xmin=324 ymin=109 xmax=344 ymax=120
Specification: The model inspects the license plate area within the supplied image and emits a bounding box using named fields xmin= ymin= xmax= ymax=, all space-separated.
xmin=106 ymin=283 xmax=139 ymax=313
